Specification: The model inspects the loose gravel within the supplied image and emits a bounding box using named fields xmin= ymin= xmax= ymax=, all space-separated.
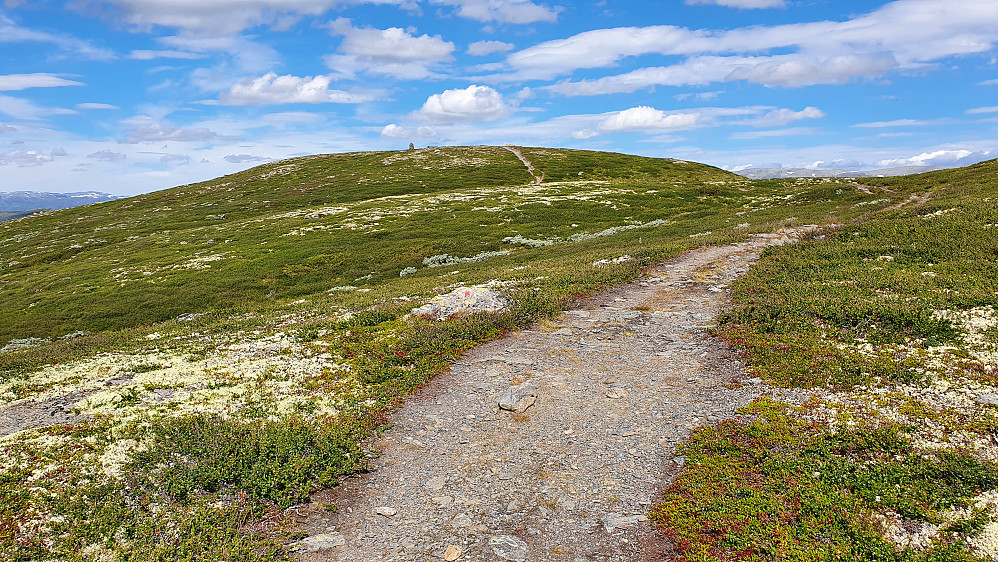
xmin=291 ymin=227 xmax=822 ymax=561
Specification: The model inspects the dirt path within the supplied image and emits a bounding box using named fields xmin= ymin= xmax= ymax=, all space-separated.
xmin=503 ymin=146 xmax=544 ymax=185
xmin=289 ymin=227 xmax=821 ymax=561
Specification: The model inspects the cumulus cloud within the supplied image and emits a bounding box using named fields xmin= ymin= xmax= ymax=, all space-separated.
xmin=686 ymin=0 xmax=784 ymax=7
xmin=0 ymin=73 xmax=84 ymax=91
xmin=467 ymin=40 xmax=515 ymax=56
xmin=0 ymin=150 xmax=53 ymax=167
xmin=220 ymin=72 xmax=375 ymax=105
xmin=50 ymin=148 xmax=67 ymax=156
xmin=87 ymin=150 xmax=127 ymax=161
xmin=429 ymin=0 xmax=559 ymax=24
xmin=414 ymin=85 xmax=510 ymax=124
xmin=0 ymin=123 xmax=15 ymax=133
xmin=598 ymin=106 xmax=701 ymax=132
xmin=224 ymin=154 xmax=271 ymax=163
xmin=381 ymin=124 xmax=437 ymax=139
xmin=325 ymin=18 xmax=454 ymax=80
xmin=877 ymin=149 xmax=996 ymax=168
xmin=123 ymin=122 xmax=220 ymax=143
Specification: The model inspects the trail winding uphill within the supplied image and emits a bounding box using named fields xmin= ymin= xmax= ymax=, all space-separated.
xmin=290 ymin=227 xmax=820 ymax=562
xmin=502 ymin=145 xmax=545 ymax=185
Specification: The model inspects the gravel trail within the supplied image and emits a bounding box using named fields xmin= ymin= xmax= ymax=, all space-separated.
xmin=292 ymin=227 xmax=820 ymax=562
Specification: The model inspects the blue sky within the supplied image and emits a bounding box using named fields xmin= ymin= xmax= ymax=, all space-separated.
xmin=1 ymin=0 xmax=997 ymax=195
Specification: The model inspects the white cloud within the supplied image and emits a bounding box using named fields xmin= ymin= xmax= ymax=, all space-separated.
xmin=77 ymin=103 xmax=119 ymax=110
xmin=0 ymin=94 xmax=76 ymax=120
xmin=686 ymin=0 xmax=784 ymax=7
xmin=967 ymin=106 xmax=998 ymax=114
xmin=598 ymin=106 xmax=701 ymax=132
xmin=0 ymin=124 xmax=16 ymax=133
xmin=980 ymin=78 xmax=998 ymax=86
xmin=547 ymin=54 xmax=900 ymax=95
xmin=0 ymin=150 xmax=53 ymax=167
xmin=730 ymin=127 xmax=820 ymax=139
xmin=468 ymin=40 xmax=515 ymax=56
xmin=750 ymin=107 xmax=824 ymax=127
xmin=876 ymin=149 xmax=996 ymax=167
xmin=503 ymin=0 xmax=998 ymax=88
xmin=87 ymin=150 xmax=127 ymax=161
xmin=429 ymin=0 xmax=559 ymax=24
xmin=852 ymin=118 xmax=943 ymax=128
xmin=94 ymin=0 xmax=415 ymax=36
xmin=220 ymin=73 xmax=375 ymax=105
xmin=0 ymin=15 xmax=115 ymax=60
xmin=224 ymin=154 xmax=270 ymax=163
xmin=675 ymin=91 xmax=723 ymax=101
xmin=324 ymin=18 xmax=455 ymax=79
xmin=0 ymin=73 xmax=84 ymax=91
xmin=807 ymin=159 xmax=864 ymax=170
xmin=414 ymin=85 xmax=510 ymax=124
xmin=123 ymin=122 xmax=220 ymax=143
xmin=159 ymin=153 xmax=191 ymax=164
xmin=381 ymin=124 xmax=437 ymax=139
xmin=128 ymin=49 xmax=205 ymax=60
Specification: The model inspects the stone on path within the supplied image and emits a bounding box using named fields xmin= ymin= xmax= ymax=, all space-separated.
xmin=498 ymin=382 xmax=537 ymax=412
xmin=444 ymin=545 xmax=463 ymax=561
xmin=489 ymin=535 xmax=528 ymax=561
xmin=375 ymin=506 xmax=398 ymax=517
xmin=294 ymin=532 xmax=346 ymax=552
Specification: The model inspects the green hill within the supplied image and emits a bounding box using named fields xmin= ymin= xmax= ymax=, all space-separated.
xmin=3 ymin=146 xmax=981 ymax=561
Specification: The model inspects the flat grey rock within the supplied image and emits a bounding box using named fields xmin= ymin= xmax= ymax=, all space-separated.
xmin=602 ymin=514 xmax=646 ymax=533
xmin=293 ymin=532 xmax=346 ymax=552
xmin=976 ymin=393 xmax=998 ymax=405
xmin=498 ymin=382 xmax=537 ymax=412
xmin=490 ymin=535 xmax=528 ymax=561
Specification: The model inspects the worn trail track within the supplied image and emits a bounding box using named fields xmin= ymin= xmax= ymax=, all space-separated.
xmin=293 ymin=228 xmax=818 ymax=562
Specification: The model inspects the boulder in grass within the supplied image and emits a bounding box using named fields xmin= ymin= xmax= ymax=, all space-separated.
xmin=411 ymin=285 xmax=510 ymax=320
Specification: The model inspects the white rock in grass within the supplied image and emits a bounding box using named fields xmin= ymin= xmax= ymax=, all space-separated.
xmin=411 ymin=286 xmax=510 ymax=320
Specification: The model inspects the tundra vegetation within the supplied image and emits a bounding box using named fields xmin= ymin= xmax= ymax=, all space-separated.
xmin=0 ymin=146 xmax=993 ymax=560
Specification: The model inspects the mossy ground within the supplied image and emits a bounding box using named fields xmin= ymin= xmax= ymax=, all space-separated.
xmin=0 ymin=146 xmax=955 ymax=560
xmin=653 ymin=160 xmax=998 ymax=560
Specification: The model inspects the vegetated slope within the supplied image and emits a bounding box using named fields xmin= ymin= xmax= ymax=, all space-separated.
xmin=0 ymin=209 xmax=48 ymax=222
xmin=0 ymin=146 xmax=733 ymax=347
xmin=652 ymin=159 xmax=998 ymax=559
xmin=0 ymin=146 xmax=910 ymax=561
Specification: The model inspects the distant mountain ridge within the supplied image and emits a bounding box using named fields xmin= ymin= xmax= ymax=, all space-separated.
xmin=733 ymin=165 xmax=953 ymax=179
xmin=0 ymin=191 xmax=120 ymax=212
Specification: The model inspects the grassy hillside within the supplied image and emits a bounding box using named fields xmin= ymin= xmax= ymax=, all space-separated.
xmin=0 ymin=146 xmax=927 ymax=560
xmin=653 ymin=160 xmax=998 ymax=560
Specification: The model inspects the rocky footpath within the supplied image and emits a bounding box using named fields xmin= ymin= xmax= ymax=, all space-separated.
xmin=290 ymin=228 xmax=821 ymax=561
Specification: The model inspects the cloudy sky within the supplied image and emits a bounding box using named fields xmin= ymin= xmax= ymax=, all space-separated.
xmin=2 ymin=0 xmax=998 ymax=195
